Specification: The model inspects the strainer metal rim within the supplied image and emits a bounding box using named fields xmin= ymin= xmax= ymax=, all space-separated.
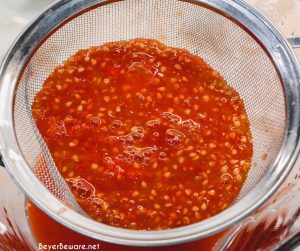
xmin=0 ymin=0 xmax=300 ymax=246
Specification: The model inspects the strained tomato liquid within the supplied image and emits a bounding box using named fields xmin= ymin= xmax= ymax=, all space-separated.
xmin=31 ymin=38 xmax=252 ymax=231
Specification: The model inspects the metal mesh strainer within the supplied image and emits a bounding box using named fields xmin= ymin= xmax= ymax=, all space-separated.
xmin=0 ymin=0 xmax=300 ymax=246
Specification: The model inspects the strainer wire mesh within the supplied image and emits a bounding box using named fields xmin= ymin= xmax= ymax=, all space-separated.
xmin=14 ymin=0 xmax=285 ymax=226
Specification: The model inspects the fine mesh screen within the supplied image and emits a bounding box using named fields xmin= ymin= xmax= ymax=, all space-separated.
xmin=14 ymin=0 xmax=285 ymax=215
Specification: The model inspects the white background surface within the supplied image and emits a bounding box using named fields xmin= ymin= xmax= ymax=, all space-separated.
xmin=0 ymin=0 xmax=54 ymax=60
xmin=0 ymin=0 xmax=299 ymax=250
xmin=0 ymin=0 xmax=299 ymax=61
